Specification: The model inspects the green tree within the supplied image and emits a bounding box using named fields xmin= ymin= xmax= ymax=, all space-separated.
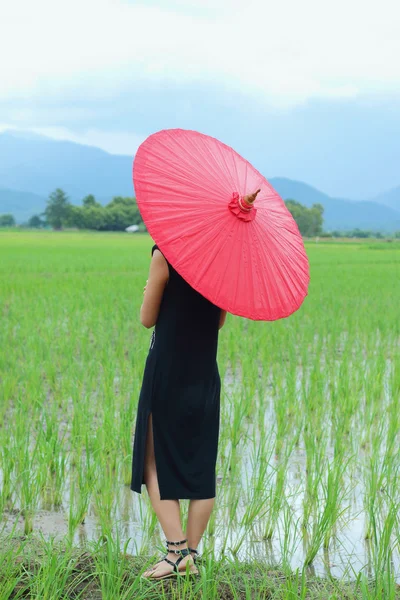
xmin=82 ymin=194 xmax=101 ymax=208
xmin=82 ymin=206 xmax=106 ymax=229
xmin=285 ymin=199 xmax=324 ymax=236
xmin=350 ymin=228 xmax=371 ymax=238
xmin=43 ymin=188 xmax=71 ymax=230
xmin=28 ymin=214 xmax=44 ymax=228
xmin=102 ymin=197 xmax=142 ymax=231
xmin=0 ymin=214 xmax=16 ymax=226
xmin=308 ymin=203 xmax=324 ymax=236
xmin=39 ymin=192 xmax=145 ymax=231
xmin=64 ymin=205 xmax=82 ymax=228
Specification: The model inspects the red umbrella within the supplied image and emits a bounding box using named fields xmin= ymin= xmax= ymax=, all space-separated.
xmin=133 ymin=128 xmax=310 ymax=321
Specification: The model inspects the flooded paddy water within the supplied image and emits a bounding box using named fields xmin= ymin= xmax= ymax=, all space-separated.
xmin=1 ymin=232 xmax=399 ymax=596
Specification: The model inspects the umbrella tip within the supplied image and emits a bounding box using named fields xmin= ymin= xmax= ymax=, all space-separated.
xmin=243 ymin=189 xmax=261 ymax=205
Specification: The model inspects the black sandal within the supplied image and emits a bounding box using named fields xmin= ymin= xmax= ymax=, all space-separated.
xmin=188 ymin=547 xmax=199 ymax=564
xmin=141 ymin=537 xmax=199 ymax=580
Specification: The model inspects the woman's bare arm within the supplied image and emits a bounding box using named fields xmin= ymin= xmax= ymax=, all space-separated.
xmin=140 ymin=249 xmax=169 ymax=328
xmin=219 ymin=309 xmax=227 ymax=329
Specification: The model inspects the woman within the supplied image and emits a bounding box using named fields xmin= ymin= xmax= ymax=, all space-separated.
xmin=130 ymin=242 xmax=227 ymax=580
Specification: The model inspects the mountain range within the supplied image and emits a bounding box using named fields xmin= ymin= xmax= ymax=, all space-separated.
xmin=0 ymin=130 xmax=399 ymax=232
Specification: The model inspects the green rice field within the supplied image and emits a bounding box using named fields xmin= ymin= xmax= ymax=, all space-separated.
xmin=1 ymin=230 xmax=399 ymax=599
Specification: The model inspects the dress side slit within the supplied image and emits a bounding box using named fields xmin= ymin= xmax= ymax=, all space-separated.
xmin=142 ymin=411 xmax=162 ymax=494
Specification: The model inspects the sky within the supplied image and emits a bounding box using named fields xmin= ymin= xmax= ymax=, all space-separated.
xmin=1 ymin=0 xmax=399 ymax=199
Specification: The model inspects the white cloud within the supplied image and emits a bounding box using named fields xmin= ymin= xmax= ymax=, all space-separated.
xmin=0 ymin=123 xmax=144 ymax=155
xmin=1 ymin=0 xmax=399 ymax=108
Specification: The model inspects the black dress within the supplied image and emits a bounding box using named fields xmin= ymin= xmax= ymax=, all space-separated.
xmin=130 ymin=244 xmax=222 ymax=500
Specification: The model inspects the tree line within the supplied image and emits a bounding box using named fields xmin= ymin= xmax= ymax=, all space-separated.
xmin=0 ymin=189 xmax=144 ymax=231
xmin=1 ymin=187 xmax=400 ymax=238
xmin=39 ymin=189 xmax=144 ymax=231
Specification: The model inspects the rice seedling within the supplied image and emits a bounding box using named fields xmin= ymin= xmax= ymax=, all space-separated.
xmin=1 ymin=231 xmax=399 ymax=598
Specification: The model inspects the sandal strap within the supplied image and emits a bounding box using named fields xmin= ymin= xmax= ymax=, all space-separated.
xmin=168 ymin=547 xmax=190 ymax=557
xmin=188 ymin=547 xmax=198 ymax=555
xmin=163 ymin=556 xmax=178 ymax=572
xmin=165 ymin=537 xmax=188 ymax=546
xmin=174 ymin=552 xmax=191 ymax=569
xmin=160 ymin=548 xmax=191 ymax=572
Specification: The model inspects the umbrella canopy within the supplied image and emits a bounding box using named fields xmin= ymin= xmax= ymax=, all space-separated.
xmin=133 ymin=128 xmax=310 ymax=321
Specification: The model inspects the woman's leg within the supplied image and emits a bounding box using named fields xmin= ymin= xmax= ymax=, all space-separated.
xmin=142 ymin=413 xmax=196 ymax=577
xmin=186 ymin=497 xmax=215 ymax=558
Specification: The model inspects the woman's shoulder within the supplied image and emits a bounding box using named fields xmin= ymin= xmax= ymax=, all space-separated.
xmin=151 ymin=244 xmax=168 ymax=262
xmin=152 ymin=244 xmax=166 ymax=259
xmin=152 ymin=244 xmax=169 ymax=262
xmin=151 ymin=244 xmax=171 ymax=274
